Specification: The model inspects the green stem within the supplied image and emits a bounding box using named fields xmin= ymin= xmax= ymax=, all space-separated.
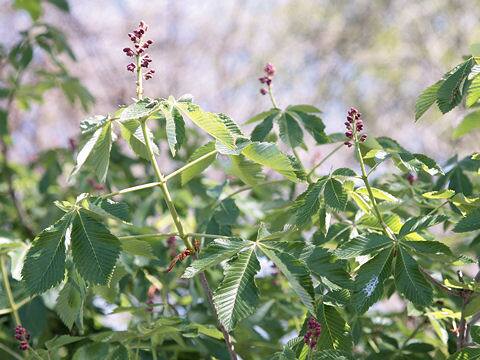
xmin=0 ymin=297 xmax=31 ymax=315
xmin=140 ymin=120 xmax=193 ymax=250
xmin=118 ymin=232 xmax=235 ymax=241
xmin=0 ymin=255 xmax=20 ymax=326
xmin=306 ymin=143 xmax=343 ymax=181
xmin=101 ymin=181 xmax=162 ymax=198
xmin=355 ymin=140 xmax=396 ymax=241
xmin=0 ymin=343 xmax=22 ymax=360
xmin=267 ymin=84 xmax=279 ymax=109
xmin=135 ymin=55 xmax=143 ymax=99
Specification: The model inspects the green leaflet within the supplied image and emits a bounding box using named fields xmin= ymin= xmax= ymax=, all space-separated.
xmin=70 ymin=117 xmax=112 ymax=182
xmin=398 ymin=215 xmax=447 ymax=237
xmin=119 ymin=99 xmax=159 ymax=122
xmin=251 ymin=112 xmax=275 ymax=141
xmin=245 ymin=108 xmax=281 ymax=124
xmin=402 ymin=240 xmax=452 ymax=257
xmin=447 ymin=348 xmax=480 ymax=360
xmin=324 ymin=178 xmax=348 ymax=211
xmin=415 ymin=80 xmax=443 ymax=121
xmin=394 ymin=246 xmax=433 ymax=306
xmin=55 ymin=281 xmax=83 ymax=330
xmin=335 ymin=234 xmax=392 ymax=259
xmin=160 ymin=104 xmax=185 ymax=157
xmin=175 ymin=101 xmax=235 ymax=149
xmin=180 ymin=142 xmax=217 ymax=185
xmin=118 ymin=119 xmax=159 ymax=160
xmin=351 ymin=246 xmax=393 ymax=314
xmin=229 ymin=155 xmax=264 ymax=186
xmin=289 ymin=110 xmax=329 ymax=145
xmin=22 ymin=213 xmax=72 ymax=294
xmin=88 ymin=197 xmax=130 ymax=223
xmin=467 ymin=74 xmax=480 ymax=107
xmin=241 ymin=142 xmax=298 ymax=182
xmin=453 ymin=209 xmax=480 ymax=233
xmin=453 ymin=111 xmax=480 ymax=139
xmin=182 ymin=238 xmax=251 ymax=278
xmin=422 ymin=189 xmax=455 ymax=199
xmin=306 ymin=248 xmax=353 ymax=289
xmin=119 ymin=238 xmax=155 ymax=259
xmin=71 ymin=209 xmax=121 ymax=285
xmin=437 ymin=59 xmax=473 ymax=114
xmin=279 ymin=112 xmax=304 ymax=148
xmin=316 ymin=303 xmax=352 ymax=352
xmin=295 ymin=179 xmax=327 ymax=226
xmin=259 ymin=244 xmax=315 ymax=313
xmin=213 ymin=246 xmax=260 ymax=331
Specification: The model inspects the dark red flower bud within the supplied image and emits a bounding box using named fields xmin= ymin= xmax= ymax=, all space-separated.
xmin=264 ymin=63 xmax=276 ymax=76
xmin=345 ymin=131 xmax=353 ymax=138
xmin=126 ymin=63 xmax=136 ymax=72
xmin=260 ymin=88 xmax=268 ymax=95
xmin=347 ymin=115 xmax=354 ymax=123
xmin=406 ymin=173 xmax=417 ymax=185
xmin=360 ymin=134 xmax=367 ymax=142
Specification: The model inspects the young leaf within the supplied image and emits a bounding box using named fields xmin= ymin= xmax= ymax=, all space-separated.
xmin=241 ymin=142 xmax=298 ymax=182
xmin=118 ymin=119 xmax=159 ymax=160
xmin=316 ymin=303 xmax=352 ymax=352
xmin=324 ymin=178 xmax=348 ymax=211
xmin=70 ymin=209 xmax=121 ymax=284
xmin=287 ymin=104 xmax=321 ymax=113
xmin=307 ymin=248 xmax=353 ymax=289
xmin=229 ymin=155 xmax=264 ymax=186
xmin=182 ymin=238 xmax=251 ymax=278
xmin=160 ymin=104 xmax=185 ymax=157
xmin=453 ymin=111 xmax=480 ymax=139
xmin=55 ymin=282 xmax=83 ymax=330
xmin=453 ymin=209 xmax=480 ymax=233
xmin=437 ymin=59 xmax=473 ymax=114
xmin=175 ymin=102 xmax=235 ymax=149
xmin=70 ymin=118 xmax=112 ymax=182
xmin=295 ymin=179 xmax=327 ymax=226
xmin=398 ymin=215 xmax=447 ymax=237
xmin=394 ymin=246 xmax=433 ymax=306
xmin=422 ymin=189 xmax=455 ymax=199
xmin=467 ymin=74 xmax=480 ymax=107
xmin=251 ymin=113 xmax=275 ymax=141
xmin=356 ymin=187 xmax=399 ymax=203
xmin=119 ymin=99 xmax=159 ymax=122
xmin=245 ymin=108 xmax=280 ymax=124
xmin=259 ymin=244 xmax=315 ymax=313
xmin=22 ymin=213 xmax=72 ymax=294
xmin=335 ymin=234 xmax=392 ymax=259
xmin=279 ymin=112 xmax=304 ymax=148
xmin=181 ymin=142 xmax=217 ymax=185
xmin=213 ymin=247 xmax=260 ymax=331
xmin=415 ymin=80 xmax=442 ymax=121
xmin=351 ymin=246 xmax=393 ymax=313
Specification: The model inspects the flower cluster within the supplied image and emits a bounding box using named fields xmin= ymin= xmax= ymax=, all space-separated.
xmin=259 ymin=63 xmax=276 ymax=95
xmin=123 ymin=21 xmax=155 ymax=80
xmin=14 ymin=325 xmax=30 ymax=351
xmin=344 ymin=107 xmax=367 ymax=148
xmin=303 ymin=317 xmax=322 ymax=349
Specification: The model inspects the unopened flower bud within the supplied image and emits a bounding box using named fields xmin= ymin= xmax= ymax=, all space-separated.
xmin=126 ymin=63 xmax=136 ymax=72
xmin=260 ymin=88 xmax=268 ymax=95
xmin=264 ymin=63 xmax=276 ymax=76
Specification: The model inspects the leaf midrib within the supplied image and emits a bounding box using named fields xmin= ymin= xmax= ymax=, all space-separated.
xmin=77 ymin=210 xmax=106 ymax=278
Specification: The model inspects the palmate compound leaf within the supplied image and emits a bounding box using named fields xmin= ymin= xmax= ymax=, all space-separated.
xmin=213 ymin=246 xmax=260 ymax=331
xmin=70 ymin=116 xmax=113 ymax=182
xmin=182 ymin=238 xmax=251 ymax=278
xmin=316 ymin=303 xmax=352 ymax=352
xmin=70 ymin=209 xmax=121 ymax=285
xmin=22 ymin=213 xmax=73 ymax=294
xmin=175 ymin=101 xmax=235 ymax=150
xmin=394 ymin=245 xmax=433 ymax=307
xmin=259 ymin=244 xmax=315 ymax=313
xmin=350 ymin=245 xmax=394 ymax=314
